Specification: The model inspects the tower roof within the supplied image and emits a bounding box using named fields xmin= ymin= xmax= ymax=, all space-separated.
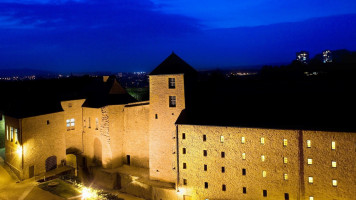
xmin=149 ymin=52 xmax=197 ymax=75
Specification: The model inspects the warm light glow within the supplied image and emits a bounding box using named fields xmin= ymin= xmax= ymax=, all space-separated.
xmin=309 ymin=196 xmax=314 ymax=200
xmin=284 ymin=173 xmax=288 ymax=180
xmin=332 ymin=161 xmax=337 ymax=168
xmin=242 ymin=153 xmax=246 ymax=160
xmin=331 ymin=141 xmax=336 ymax=150
xmin=284 ymin=157 xmax=288 ymax=164
xmin=241 ymin=137 xmax=245 ymax=144
xmin=307 ymin=158 xmax=312 ymax=165
xmin=307 ymin=140 xmax=311 ymax=148
xmin=177 ymin=187 xmax=186 ymax=195
xmin=220 ymin=136 xmax=224 ymax=143
xmin=262 ymin=170 xmax=267 ymax=177
xmin=283 ymin=139 xmax=287 ymax=146
xmin=260 ymin=137 xmax=265 ymax=144
xmin=308 ymin=176 xmax=313 ymax=184
xmin=332 ymin=179 xmax=337 ymax=186
xmin=81 ymin=187 xmax=98 ymax=200
xmin=16 ymin=146 xmax=22 ymax=156
xmin=261 ymin=155 xmax=265 ymax=162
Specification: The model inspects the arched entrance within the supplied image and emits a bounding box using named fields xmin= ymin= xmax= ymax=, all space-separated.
xmin=93 ymin=138 xmax=102 ymax=166
xmin=45 ymin=156 xmax=57 ymax=172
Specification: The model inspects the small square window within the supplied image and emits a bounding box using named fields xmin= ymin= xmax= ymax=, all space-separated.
xmin=242 ymin=168 xmax=246 ymax=175
xmin=169 ymin=78 xmax=175 ymax=89
xmin=204 ymin=182 xmax=208 ymax=189
xmin=203 ymin=150 xmax=207 ymax=157
xmin=261 ymin=155 xmax=266 ymax=162
xmin=332 ymin=161 xmax=337 ymax=168
xmin=283 ymin=139 xmax=288 ymax=147
xmin=263 ymin=190 xmax=267 ymax=197
xmin=332 ymin=179 xmax=337 ymax=187
xmin=169 ymin=96 xmax=176 ymax=107
xmin=241 ymin=137 xmax=245 ymax=144
xmin=284 ymin=157 xmax=288 ymax=164
xmin=242 ymin=153 xmax=246 ymax=160
xmin=262 ymin=171 xmax=267 ymax=177
xmin=183 ymin=163 xmax=186 ymax=169
xmin=284 ymin=173 xmax=288 ymax=180
xmin=331 ymin=141 xmax=336 ymax=150
xmin=222 ymin=167 xmax=225 ymax=173
xmin=182 ymin=148 xmax=186 ymax=154
xmin=243 ymin=187 xmax=247 ymax=194
xmin=203 ymin=134 xmax=207 ymax=141
xmin=183 ymin=179 xmax=187 ymax=185
xmin=182 ymin=133 xmax=186 ymax=139
xmin=204 ymin=164 xmax=207 ymax=171
xmin=222 ymin=184 xmax=226 ymax=191
xmin=309 ymin=197 xmax=314 ymax=200
xmin=221 ymin=152 xmax=225 ymax=158
xmin=261 ymin=137 xmax=265 ymax=144
xmin=307 ymin=158 xmax=313 ymax=165
xmin=220 ymin=136 xmax=224 ymax=143
xmin=307 ymin=140 xmax=311 ymax=148
xmin=308 ymin=176 xmax=313 ymax=184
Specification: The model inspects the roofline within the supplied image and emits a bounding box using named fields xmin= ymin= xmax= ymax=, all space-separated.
xmin=149 ymin=73 xmax=185 ymax=76
xmin=5 ymin=110 xmax=64 ymax=119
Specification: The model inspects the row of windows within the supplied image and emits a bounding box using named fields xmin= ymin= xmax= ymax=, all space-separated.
xmin=182 ymin=133 xmax=338 ymax=150
xmin=307 ymin=177 xmax=338 ymax=186
xmin=83 ymin=118 xmax=99 ymax=130
xmin=5 ymin=126 xmax=18 ymax=143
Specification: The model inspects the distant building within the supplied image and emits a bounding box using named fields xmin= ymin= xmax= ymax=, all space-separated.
xmin=296 ymin=51 xmax=309 ymax=64
xmin=323 ymin=50 xmax=333 ymax=63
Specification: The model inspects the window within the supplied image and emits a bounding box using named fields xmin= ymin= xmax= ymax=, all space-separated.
xmin=242 ymin=168 xmax=246 ymax=175
xmin=332 ymin=161 xmax=337 ymax=168
xmin=183 ymin=179 xmax=187 ymax=185
xmin=203 ymin=134 xmax=206 ymax=141
xmin=262 ymin=171 xmax=267 ymax=177
xmin=169 ymin=78 xmax=175 ymax=89
xmin=95 ymin=118 xmax=99 ymax=130
xmin=243 ymin=187 xmax=247 ymax=194
xmin=284 ymin=173 xmax=288 ymax=180
xmin=242 ymin=153 xmax=246 ymax=160
xmin=182 ymin=133 xmax=186 ymax=139
xmin=155 ymin=114 xmax=158 ymax=119
xmin=10 ymin=127 xmax=13 ymax=142
xmin=332 ymin=179 xmax=337 ymax=187
xmin=263 ymin=190 xmax=267 ymax=197
xmin=220 ymin=136 xmax=224 ymax=143
xmin=66 ymin=118 xmax=75 ymax=129
xmin=88 ymin=117 xmax=91 ymax=128
xmin=14 ymin=129 xmax=18 ymax=143
xmin=284 ymin=157 xmax=288 ymax=164
xmin=241 ymin=137 xmax=245 ymax=144
xmin=283 ymin=139 xmax=288 ymax=147
xmin=47 ymin=120 xmax=50 ymax=125
xmin=261 ymin=155 xmax=266 ymax=162
xmin=222 ymin=167 xmax=225 ymax=173
xmin=261 ymin=137 xmax=265 ymax=144
xmin=307 ymin=158 xmax=313 ymax=165
xmin=285 ymin=193 xmax=289 ymax=200
xmin=221 ymin=152 xmax=225 ymax=158
xmin=6 ymin=126 xmax=8 ymax=140
xmin=307 ymin=140 xmax=311 ymax=148
xmin=183 ymin=163 xmax=186 ymax=169
xmin=203 ymin=150 xmax=207 ymax=156
xmin=204 ymin=164 xmax=207 ymax=171
xmin=222 ymin=184 xmax=226 ymax=191
xmin=204 ymin=182 xmax=208 ymax=189
xmin=68 ymin=103 xmax=72 ymax=108
xmin=309 ymin=197 xmax=314 ymax=200
xmin=308 ymin=176 xmax=313 ymax=184
xmin=182 ymin=148 xmax=186 ymax=154
xmin=169 ymin=96 xmax=176 ymax=107
xmin=331 ymin=141 xmax=336 ymax=150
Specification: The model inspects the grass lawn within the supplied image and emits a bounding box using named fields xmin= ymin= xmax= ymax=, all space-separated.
xmin=38 ymin=178 xmax=81 ymax=199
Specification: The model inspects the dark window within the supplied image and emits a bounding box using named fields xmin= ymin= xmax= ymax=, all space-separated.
xmin=126 ymin=155 xmax=131 ymax=165
xmin=242 ymin=168 xmax=246 ymax=175
xmin=169 ymin=96 xmax=176 ymax=107
xmin=222 ymin=184 xmax=226 ymax=191
xmin=204 ymin=164 xmax=207 ymax=171
xmin=263 ymin=190 xmax=267 ymax=197
xmin=155 ymin=114 xmax=158 ymax=119
xmin=47 ymin=120 xmax=50 ymax=125
xmin=183 ymin=179 xmax=187 ymax=185
xmin=182 ymin=133 xmax=186 ymax=139
xmin=183 ymin=148 xmax=186 ymax=154
xmin=204 ymin=182 xmax=208 ymax=189
xmin=243 ymin=187 xmax=247 ymax=194
xmin=285 ymin=193 xmax=289 ymax=200
xmin=203 ymin=134 xmax=207 ymax=141
xmin=222 ymin=167 xmax=225 ymax=173
xmin=203 ymin=150 xmax=207 ymax=156
xmin=221 ymin=152 xmax=225 ymax=158
xmin=183 ymin=163 xmax=186 ymax=169
xmin=169 ymin=78 xmax=175 ymax=89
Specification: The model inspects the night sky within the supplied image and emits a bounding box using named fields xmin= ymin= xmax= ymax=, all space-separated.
xmin=0 ymin=0 xmax=356 ymax=73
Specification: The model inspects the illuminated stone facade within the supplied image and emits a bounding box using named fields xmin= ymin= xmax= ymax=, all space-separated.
xmin=2 ymin=53 xmax=356 ymax=200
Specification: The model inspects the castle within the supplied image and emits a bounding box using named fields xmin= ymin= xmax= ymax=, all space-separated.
xmin=1 ymin=53 xmax=355 ymax=200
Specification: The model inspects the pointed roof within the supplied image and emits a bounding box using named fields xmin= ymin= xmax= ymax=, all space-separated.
xmin=149 ymin=52 xmax=197 ymax=75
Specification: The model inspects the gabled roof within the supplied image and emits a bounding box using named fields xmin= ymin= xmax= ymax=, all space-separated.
xmin=149 ymin=52 xmax=197 ymax=75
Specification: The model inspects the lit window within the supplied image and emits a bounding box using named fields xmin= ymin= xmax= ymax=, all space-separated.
xmin=168 ymin=78 xmax=175 ymax=89
xmin=331 ymin=141 xmax=336 ymax=150
xmin=307 ymin=158 xmax=313 ymax=165
xmin=242 ymin=153 xmax=246 ymax=160
xmin=284 ymin=157 xmax=288 ymax=164
xmin=261 ymin=155 xmax=265 ymax=162
xmin=220 ymin=136 xmax=224 ymax=143
xmin=66 ymin=118 xmax=75 ymax=129
xmin=261 ymin=137 xmax=265 ymax=144
xmin=169 ymin=96 xmax=176 ymax=107
xmin=284 ymin=173 xmax=288 ymax=180
xmin=308 ymin=177 xmax=313 ymax=184
xmin=6 ymin=125 xmax=8 ymax=140
xmin=332 ymin=161 xmax=337 ymax=168
xmin=10 ymin=127 xmax=13 ymax=142
xmin=283 ymin=139 xmax=288 ymax=147
xmin=241 ymin=137 xmax=245 ymax=144
xmin=14 ymin=129 xmax=18 ymax=143
xmin=95 ymin=118 xmax=99 ymax=130
xmin=309 ymin=196 xmax=314 ymax=200
xmin=262 ymin=171 xmax=267 ymax=177
xmin=307 ymin=140 xmax=311 ymax=148
xmin=332 ymin=179 xmax=337 ymax=187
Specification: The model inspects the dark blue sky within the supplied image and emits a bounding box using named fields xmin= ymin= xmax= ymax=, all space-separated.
xmin=0 ymin=0 xmax=356 ymax=73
